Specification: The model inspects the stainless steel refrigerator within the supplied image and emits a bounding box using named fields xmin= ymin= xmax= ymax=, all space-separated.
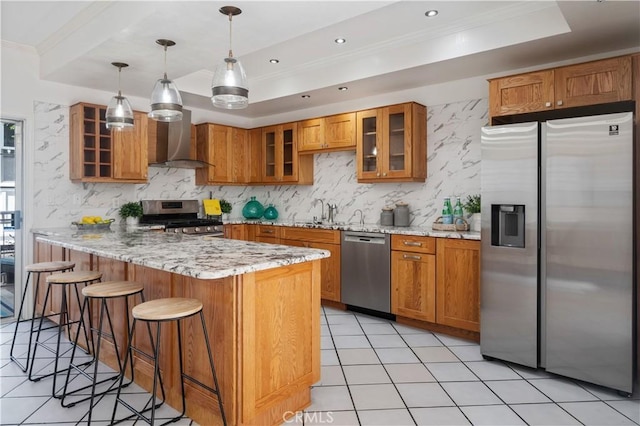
xmin=480 ymin=111 xmax=635 ymax=394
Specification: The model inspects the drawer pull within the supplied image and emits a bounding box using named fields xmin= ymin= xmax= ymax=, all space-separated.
xmin=403 ymin=241 xmax=422 ymax=247
xmin=403 ymin=254 xmax=422 ymax=261
xmin=263 ymin=229 xmax=274 ymax=234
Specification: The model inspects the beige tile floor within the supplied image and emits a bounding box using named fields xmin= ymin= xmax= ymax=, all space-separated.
xmin=1 ymin=306 xmax=639 ymax=425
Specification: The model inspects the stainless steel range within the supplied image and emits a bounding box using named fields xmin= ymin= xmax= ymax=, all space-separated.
xmin=140 ymin=200 xmax=224 ymax=236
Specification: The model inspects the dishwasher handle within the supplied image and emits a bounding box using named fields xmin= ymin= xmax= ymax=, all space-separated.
xmin=343 ymin=233 xmax=387 ymax=244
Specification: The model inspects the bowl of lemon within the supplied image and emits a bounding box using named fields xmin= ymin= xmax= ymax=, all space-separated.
xmin=72 ymin=216 xmax=115 ymax=230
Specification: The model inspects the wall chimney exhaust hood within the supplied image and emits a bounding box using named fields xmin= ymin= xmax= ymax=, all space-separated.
xmin=148 ymin=109 xmax=208 ymax=168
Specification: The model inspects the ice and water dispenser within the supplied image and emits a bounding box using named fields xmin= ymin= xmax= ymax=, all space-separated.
xmin=491 ymin=204 xmax=525 ymax=248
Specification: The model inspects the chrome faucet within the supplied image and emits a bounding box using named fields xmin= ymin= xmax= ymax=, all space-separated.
xmin=313 ymin=199 xmax=325 ymax=224
xmin=354 ymin=209 xmax=364 ymax=225
xmin=327 ymin=203 xmax=338 ymax=223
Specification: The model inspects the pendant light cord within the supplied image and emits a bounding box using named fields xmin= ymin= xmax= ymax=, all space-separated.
xmin=228 ymin=12 xmax=234 ymax=58
xmin=163 ymin=45 xmax=168 ymax=79
xmin=117 ymin=65 xmax=122 ymax=97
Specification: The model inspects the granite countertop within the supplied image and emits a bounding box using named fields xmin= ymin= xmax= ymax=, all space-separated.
xmin=32 ymin=227 xmax=330 ymax=280
xmin=224 ymin=218 xmax=481 ymax=241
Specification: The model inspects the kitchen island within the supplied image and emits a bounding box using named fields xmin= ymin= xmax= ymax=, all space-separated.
xmin=32 ymin=228 xmax=330 ymax=426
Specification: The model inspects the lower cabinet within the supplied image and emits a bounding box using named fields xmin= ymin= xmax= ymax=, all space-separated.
xmin=223 ymin=224 xmax=249 ymax=240
xmin=244 ymin=225 xmax=342 ymax=303
xmin=391 ymin=235 xmax=437 ymax=323
xmin=391 ymin=250 xmax=436 ymax=323
xmin=435 ymin=239 xmax=481 ymax=332
xmin=391 ymin=235 xmax=480 ymax=334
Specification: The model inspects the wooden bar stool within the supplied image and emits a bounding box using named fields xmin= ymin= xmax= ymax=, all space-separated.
xmin=28 ymin=270 xmax=102 ymax=398
xmin=61 ymin=280 xmax=145 ymax=424
xmin=111 ymin=298 xmax=226 ymax=426
xmin=9 ymin=261 xmax=76 ymax=372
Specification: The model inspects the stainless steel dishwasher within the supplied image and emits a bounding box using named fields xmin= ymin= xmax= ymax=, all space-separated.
xmin=341 ymin=231 xmax=391 ymax=313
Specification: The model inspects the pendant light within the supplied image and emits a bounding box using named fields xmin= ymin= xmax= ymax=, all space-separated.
xmin=211 ymin=6 xmax=248 ymax=109
xmin=149 ymin=39 xmax=183 ymax=122
xmin=105 ymin=62 xmax=134 ymax=130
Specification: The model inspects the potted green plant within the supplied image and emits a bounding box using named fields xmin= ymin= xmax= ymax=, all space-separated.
xmin=462 ymin=194 xmax=481 ymax=232
xmin=220 ymin=199 xmax=232 ymax=221
xmin=119 ymin=201 xmax=143 ymax=226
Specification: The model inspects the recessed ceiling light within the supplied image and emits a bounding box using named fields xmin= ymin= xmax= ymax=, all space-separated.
xmin=301 ymin=95 xmax=310 ymax=99
xmin=338 ymin=86 xmax=348 ymax=91
xmin=269 ymin=59 xmax=279 ymax=64
xmin=425 ymin=10 xmax=438 ymax=17
xmin=334 ymin=38 xmax=346 ymax=44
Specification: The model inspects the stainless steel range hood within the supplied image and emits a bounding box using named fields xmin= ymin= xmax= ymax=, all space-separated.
xmin=148 ymin=109 xmax=208 ymax=168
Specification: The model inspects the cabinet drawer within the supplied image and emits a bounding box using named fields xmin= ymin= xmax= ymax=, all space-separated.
xmin=281 ymin=227 xmax=340 ymax=244
xmin=391 ymin=235 xmax=436 ymax=254
xmin=255 ymin=225 xmax=280 ymax=238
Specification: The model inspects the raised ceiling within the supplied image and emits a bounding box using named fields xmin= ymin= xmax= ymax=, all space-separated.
xmin=1 ymin=1 xmax=639 ymax=118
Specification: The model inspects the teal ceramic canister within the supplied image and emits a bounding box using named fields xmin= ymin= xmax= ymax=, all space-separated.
xmin=242 ymin=196 xmax=265 ymax=219
xmin=263 ymin=204 xmax=279 ymax=220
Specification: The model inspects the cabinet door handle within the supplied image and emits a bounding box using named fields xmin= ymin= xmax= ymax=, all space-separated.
xmin=383 ymin=172 xmax=387 ymax=177
xmin=557 ymin=100 xmax=563 ymax=106
xmin=403 ymin=254 xmax=422 ymax=261
xmin=403 ymin=241 xmax=422 ymax=247
xmin=263 ymin=229 xmax=274 ymax=234
xmin=545 ymin=101 xmax=552 ymax=107
xmin=376 ymin=173 xmax=380 ymax=177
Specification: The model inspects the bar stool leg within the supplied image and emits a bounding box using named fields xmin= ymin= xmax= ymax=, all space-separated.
xmin=110 ymin=316 xmax=166 ymax=425
xmin=9 ymin=271 xmax=38 ymax=372
xmin=200 ymin=311 xmax=227 ymax=426
xmin=28 ymin=281 xmax=93 ymax=397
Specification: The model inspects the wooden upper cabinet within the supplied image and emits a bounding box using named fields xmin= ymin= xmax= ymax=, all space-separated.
xmin=70 ymin=103 xmax=148 ymax=183
xmin=261 ymin=123 xmax=313 ymax=184
xmin=489 ymin=55 xmax=632 ymax=118
xmin=435 ymin=239 xmax=480 ymax=332
xmin=554 ymin=56 xmax=632 ymax=109
xmin=298 ymin=118 xmax=324 ymax=152
xmin=489 ymin=70 xmax=555 ymax=117
xmin=298 ymin=113 xmax=356 ymax=153
xmin=356 ymin=102 xmax=426 ymax=183
xmin=195 ymin=123 xmax=249 ymax=185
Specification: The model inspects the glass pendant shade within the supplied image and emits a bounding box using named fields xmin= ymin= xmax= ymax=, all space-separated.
xmin=148 ymin=75 xmax=183 ymax=122
xmin=211 ymin=56 xmax=248 ymax=109
xmin=149 ymin=39 xmax=183 ymax=121
xmin=106 ymin=93 xmax=134 ymax=130
xmin=211 ymin=6 xmax=248 ymax=110
xmin=105 ymin=62 xmax=134 ymax=131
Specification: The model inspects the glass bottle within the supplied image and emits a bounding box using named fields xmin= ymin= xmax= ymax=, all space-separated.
xmin=453 ymin=197 xmax=464 ymax=225
xmin=442 ymin=197 xmax=453 ymax=224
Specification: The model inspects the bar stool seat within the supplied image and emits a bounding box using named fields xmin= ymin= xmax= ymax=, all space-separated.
xmin=62 ymin=280 xmax=145 ymax=424
xmin=26 ymin=261 xmax=76 ymax=273
xmin=29 ymin=270 xmax=103 ymax=397
xmin=46 ymin=270 xmax=104 ymax=284
xmin=112 ymin=297 xmax=226 ymax=426
xmin=10 ymin=261 xmax=76 ymax=372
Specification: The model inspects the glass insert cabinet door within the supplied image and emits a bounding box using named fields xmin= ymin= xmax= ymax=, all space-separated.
xmin=357 ymin=104 xmax=410 ymax=180
xmin=357 ymin=109 xmax=381 ymax=179
xmin=387 ymin=107 xmax=406 ymax=174
xmin=261 ymin=123 xmax=298 ymax=182
xmin=263 ymin=127 xmax=277 ymax=179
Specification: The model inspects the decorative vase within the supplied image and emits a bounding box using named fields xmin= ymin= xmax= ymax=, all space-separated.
xmin=470 ymin=213 xmax=481 ymax=232
xmin=125 ymin=216 xmax=139 ymax=226
xmin=263 ymin=204 xmax=278 ymax=221
xmin=242 ymin=196 xmax=264 ymax=219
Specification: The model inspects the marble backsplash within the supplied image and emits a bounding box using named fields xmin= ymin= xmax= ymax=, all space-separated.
xmin=32 ymin=98 xmax=487 ymax=228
